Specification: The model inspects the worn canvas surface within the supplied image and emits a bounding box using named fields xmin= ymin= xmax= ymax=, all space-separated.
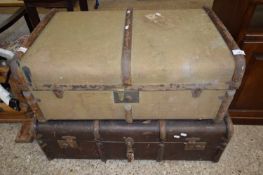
xmin=21 ymin=10 xmax=234 ymax=120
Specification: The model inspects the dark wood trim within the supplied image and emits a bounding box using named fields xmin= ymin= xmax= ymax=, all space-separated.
xmin=230 ymin=110 xmax=263 ymax=125
xmin=0 ymin=114 xmax=31 ymax=123
xmin=24 ymin=3 xmax=40 ymax=29
xmin=0 ymin=7 xmax=24 ymax=33
xmin=244 ymin=30 xmax=263 ymax=42
xmin=232 ymin=117 xmax=263 ymax=125
xmin=0 ymin=7 xmax=33 ymax=33
xmin=23 ymin=10 xmax=34 ymax=32
xmin=66 ymin=0 xmax=74 ymax=11
xmin=23 ymin=0 xmax=86 ymax=30
xmin=237 ymin=2 xmax=258 ymax=45
xmin=79 ymin=0 xmax=88 ymax=11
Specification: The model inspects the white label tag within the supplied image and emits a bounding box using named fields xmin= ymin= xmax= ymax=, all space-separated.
xmin=180 ymin=133 xmax=187 ymax=137
xmin=0 ymin=85 xmax=11 ymax=105
xmin=232 ymin=49 xmax=245 ymax=56
xmin=173 ymin=135 xmax=180 ymax=139
xmin=17 ymin=47 xmax=28 ymax=53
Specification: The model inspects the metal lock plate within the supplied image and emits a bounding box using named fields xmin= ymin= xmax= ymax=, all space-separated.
xmin=124 ymin=137 xmax=134 ymax=162
xmin=113 ymin=90 xmax=139 ymax=103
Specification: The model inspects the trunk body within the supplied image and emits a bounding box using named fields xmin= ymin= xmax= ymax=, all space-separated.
xmin=36 ymin=116 xmax=233 ymax=162
xmin=18 ymin=9 xmax=245 ymax=121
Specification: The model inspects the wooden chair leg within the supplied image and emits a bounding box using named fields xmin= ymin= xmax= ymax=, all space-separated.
xmin=24 ymin=3 xmax=40 ymax=29
xmin=79 ymin=0 xmax=88 ymax=11
xmin=67 ymin=0 xmax=74 ymax=11
xmin=94 ymin=0 xmax=99 ymax=9
xmin=15 ymin=120 xmax=34 ymax=143
xmin=23 ymin=12 xmax=34 ymax=32
xmin=0 ymin=7 xmax=25 ymax=33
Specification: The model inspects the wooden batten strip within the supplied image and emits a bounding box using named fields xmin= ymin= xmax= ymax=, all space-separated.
xmin=9 ymin=10 xmax=57 ymax=122
xmin=204 ymin=7 xmax=246 ymax=123
xmin=31 ymin=82 xmax=228 ymax=91
xmin=16 ymin=9 xmax=57 ymax=59
xmin=121 ymin=8 xmax=133 ymax=86
xmin=215 ymin=90 xmax=236 ymax=122
xmin=203 ymin=7 xmax=246 ymax=90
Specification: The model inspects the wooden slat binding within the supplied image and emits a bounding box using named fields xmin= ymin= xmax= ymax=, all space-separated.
xmin=215 ymin=90 xmax=236 ymax=122
xmin=204 ymin=7 xmax=246 ymax=123
xmin=8 ymin=9 xmax=57 ymax=122
xmin=157 ymin=120 xmax=166 ymax=162
xmin=16 ymin=8 xmax=57 ymax=59
xmin=121 ymin=8 xmax=133 ymax=86
xmin=93 ymin=120 xmax=106 ymax=162
xmin=203 ymin=7 xmax=246 ymax=90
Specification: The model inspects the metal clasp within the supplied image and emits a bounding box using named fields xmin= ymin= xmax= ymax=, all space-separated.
xmin=53 ymin=86 xmax=64 ymax=98
xmin=124 ymin=137 xmax=134 ymax=162
xmin=113 ymin=90 xmax=139 ymax=103
xmin=191 ymin=89 xmax=202 ymax=98
xmin=57 ymin=136 xmax=78 ymax=149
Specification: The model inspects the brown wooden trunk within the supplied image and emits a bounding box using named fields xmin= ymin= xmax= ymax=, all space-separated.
xmin=36 ymin=116 xmax=233 ymax=162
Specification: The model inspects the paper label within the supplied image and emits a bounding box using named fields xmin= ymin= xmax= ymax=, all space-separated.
xmin=232 ymin=49 xmax=245 ymax=56
xmin=0 ymin=85 xmax=11 ymax=105
xmin=180 ymin=133 xmax=187 ymax=137
xmin=17 ymin=47 xmax=28 ymax=53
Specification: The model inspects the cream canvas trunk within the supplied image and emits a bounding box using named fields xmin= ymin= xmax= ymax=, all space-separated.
xmin=20 ymin=9 xmax=245 ymax=121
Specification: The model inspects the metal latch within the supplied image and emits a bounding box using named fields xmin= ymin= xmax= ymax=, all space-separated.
xmin=113 ymin=90 xmax=139 ymax=103
xmin=57 ymin=136 xmax=78 ymax=149
xmin=191 ymin=89 xmax=202 ymax=98
xmin=53 ymin=86 xmax=64 ymax=98
xmin=124 ymin=137 xmax=134 ymax=162
xmin=184 ymin=137 xmax=206 ymax=150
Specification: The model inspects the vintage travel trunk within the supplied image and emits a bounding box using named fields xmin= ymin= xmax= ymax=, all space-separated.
xmin=36 ymin=116 xmax=233 ymax=162
xmin=9 ymin=8 xmax=245 ymax=122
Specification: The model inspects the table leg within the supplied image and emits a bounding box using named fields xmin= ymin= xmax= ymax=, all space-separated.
xmin=66 ymin=0 xmax=74 ymax=11
xmin=23 ymin=12 xmax=34 ymax=32
xmin=24 ymin=3 xmax=40 ymax=29
xmin=94 ymin=0 xmax=99 ymax=9
xmin=79 ymin=0 xmax=88 ymax=11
